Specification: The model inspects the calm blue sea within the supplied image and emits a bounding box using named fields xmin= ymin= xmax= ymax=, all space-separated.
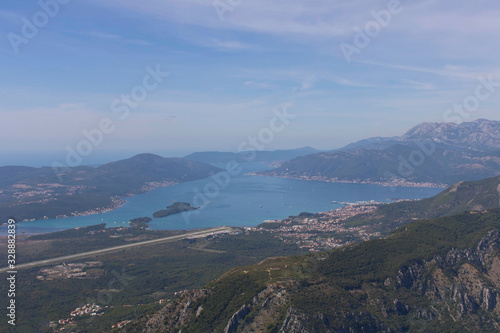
xmin=2 ymin=163 xmax=443 ymax=235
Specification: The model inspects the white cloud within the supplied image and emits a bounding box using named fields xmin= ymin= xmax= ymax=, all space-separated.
xmin=88 ymin=0 xmax=366 ymax=38
xmin=64 ymin=30 xmax=153 ymax=46
xmin=357 ymin=60 xmax=499 ymax=82
xmin=244 ymin=81 xmax=275 ymax=89
xmin=404 ymin=79 xmax=436 ymax=90
xmin=84 ymin=0 xmax=500 ymax=64
xmin=207 ymin=39 xmax=256 ymax=51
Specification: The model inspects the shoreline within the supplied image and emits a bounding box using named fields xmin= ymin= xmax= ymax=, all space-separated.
xmin=248 ymin=172 xmax=448 ymax=189
xmin=18 ymin=181 xmax=179 ymax=223
xmin=5 ymin=175 xmax=442 ymax=234
xmin=54 ymin=196 xmax=127 ymax=220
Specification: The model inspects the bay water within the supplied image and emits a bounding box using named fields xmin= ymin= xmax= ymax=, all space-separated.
xmin=3 ymin=163 xmax=442 ymax=235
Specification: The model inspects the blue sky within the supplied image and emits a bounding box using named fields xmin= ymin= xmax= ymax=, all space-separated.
xmin=1 ymin=0 xmax=500 ymax=158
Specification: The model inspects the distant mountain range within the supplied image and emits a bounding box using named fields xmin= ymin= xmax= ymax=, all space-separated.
xmin=342 ymin=118 xmax=500 ymax=152
xmin=259 ymin=119 xmax=500 ymax=186
xmin=0 ymin=154 xmax=221 ymax=222
xmin=184 ymin=146 xmax=319 ymax=165
xmin=400 ymin=118 xmax=500 ymax=151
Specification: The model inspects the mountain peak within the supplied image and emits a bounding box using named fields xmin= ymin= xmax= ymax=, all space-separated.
xmin=129 ymin=153 xmax=165 ymax=160
xmin=401 ymin=118 xmax=500 ymax=151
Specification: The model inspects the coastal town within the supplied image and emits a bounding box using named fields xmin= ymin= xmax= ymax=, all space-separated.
xmin=7 ymin=181 xmax=180 ymax=222
xmin=1 ymin=176 xmax=180 ymax=223
xmin=140 ymin=180 xmax=178 ymax=192
xmin=55 ymin=196 xmax=126 ymax=219
xmin=10 ymin=183 xmax=93 ymax=202
xmin=259 ymin=172 xmax=447 ymax=189
xmin=254 ymin=201 xmax=397 ymax=251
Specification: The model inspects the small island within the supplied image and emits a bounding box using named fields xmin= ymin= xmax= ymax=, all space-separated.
xmin=153 ymin=202 xmax=199 ymax=218
xmin=129 ymin=217 xmax=152 ymax=229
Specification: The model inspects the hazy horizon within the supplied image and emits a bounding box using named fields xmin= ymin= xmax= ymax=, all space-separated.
xmin=1 ymin=115 xmax=497 ymax=167
xmin=0 ymin=146 xmax=319 ymax=167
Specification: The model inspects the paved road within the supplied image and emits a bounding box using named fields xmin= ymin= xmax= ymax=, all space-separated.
xmin=0 ymin=226 xmax=232 ymax=273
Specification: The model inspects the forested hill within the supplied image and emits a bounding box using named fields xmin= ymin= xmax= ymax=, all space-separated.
xmin=0 ymin=153 xmax=222 ymax=222
xmin=345 ymin=175 xmax=500 ymax=230
xmin=184 ymin=146 xmax=319 ymax=165
xmin=123 ymin=209 xmax=500 ymax=332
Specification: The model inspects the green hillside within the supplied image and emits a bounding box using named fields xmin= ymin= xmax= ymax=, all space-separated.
xmin=128 ymin=209 xmax=500 ymax=332
xmin=346 ymin=175 xmax=500 ymax=230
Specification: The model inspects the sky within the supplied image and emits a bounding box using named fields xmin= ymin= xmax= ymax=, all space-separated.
xmin=1 ymin=0 xmax=500 ymax=163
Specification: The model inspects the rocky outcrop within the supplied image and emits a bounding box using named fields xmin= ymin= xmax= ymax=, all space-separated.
xmin=278 ymin=308 xmax=311 ymax=333
xmin=227 ymin=284 xmax=291 ymax=333
xmin=223 ymin=304 xmax=251 ymax=333
xmin=142 ymin=289 xmax=210 ymax=333
xmin=395 ymin=230 xmax=500 ymax=321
